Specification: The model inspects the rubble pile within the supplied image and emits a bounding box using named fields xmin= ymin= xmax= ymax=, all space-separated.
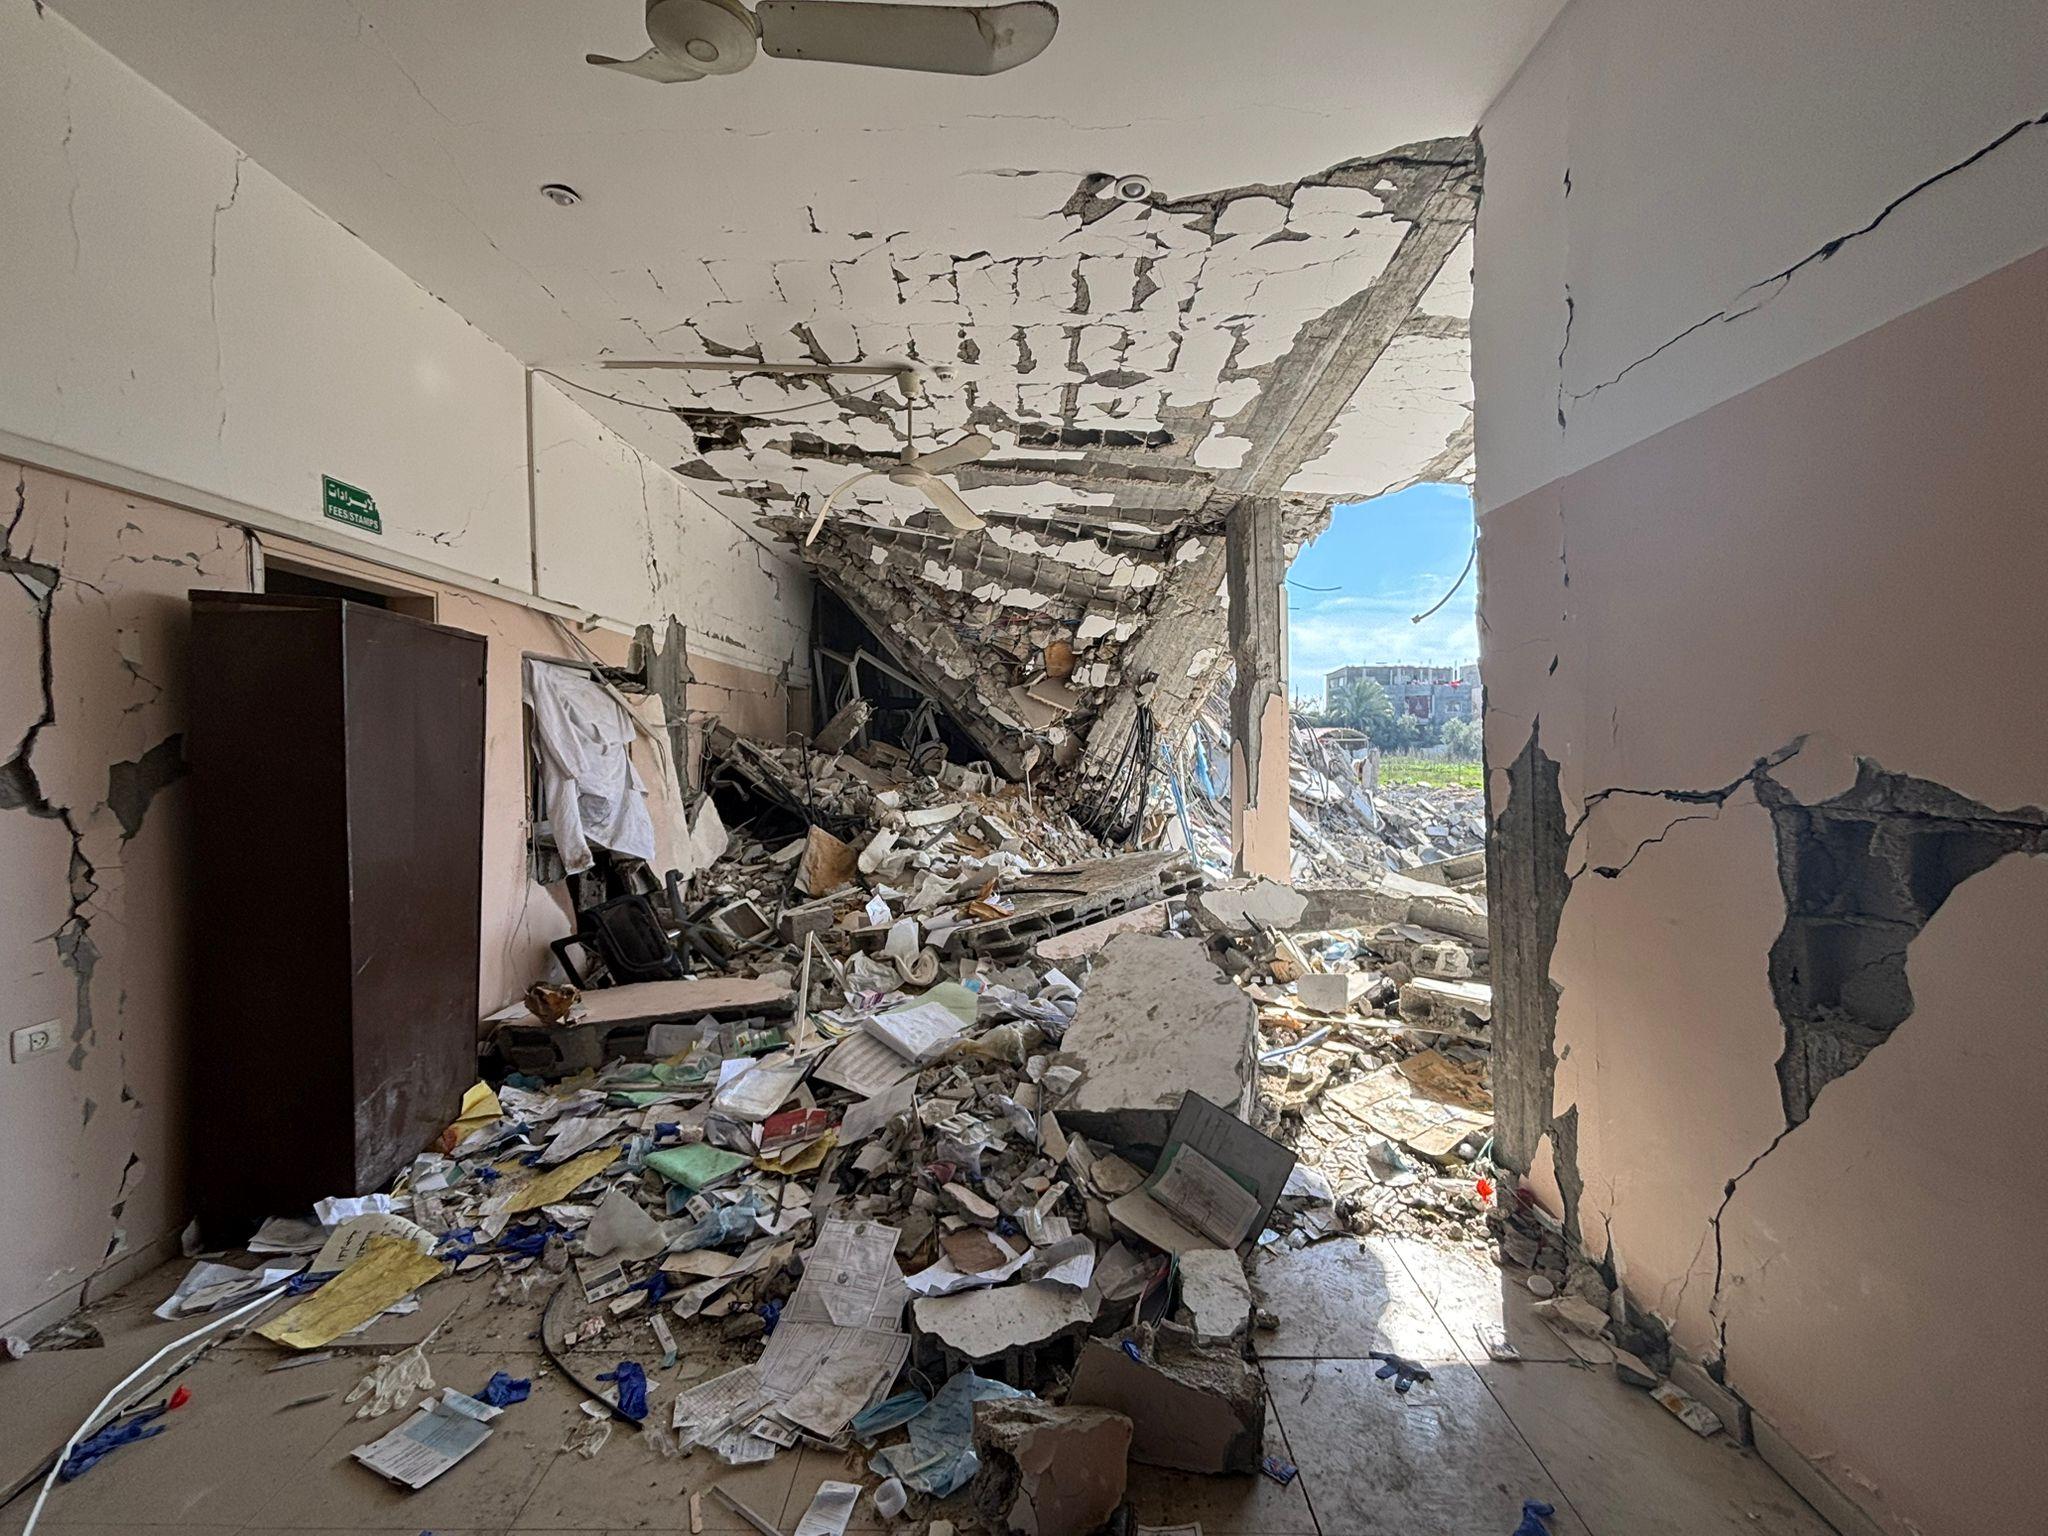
xmin=1172 ymin=688 xmax=1486 ymax=882
xmin=96 ymin=709 xmax=1520 ymax=1532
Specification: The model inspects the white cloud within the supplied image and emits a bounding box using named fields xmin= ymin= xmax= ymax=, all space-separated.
xmin=1288 ymin=587 xmax=1477 ymax=703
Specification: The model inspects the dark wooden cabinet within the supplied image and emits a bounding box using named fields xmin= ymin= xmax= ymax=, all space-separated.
xmin=187 ymin=591 xmax=486 ymax=1239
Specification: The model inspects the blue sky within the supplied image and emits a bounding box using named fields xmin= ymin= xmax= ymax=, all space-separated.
xmin=1287 ymin=483 xmax=1478 ymax=707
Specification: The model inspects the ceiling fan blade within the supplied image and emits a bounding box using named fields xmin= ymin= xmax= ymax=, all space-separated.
xmin=585 ymin=47 xmax=705 ymax=83
xmin=909 ymin=432 xmax=994 ymax=473
xmin=917 ymin=476 xmax=987 ymax=533
xmin=756 ymin=1 xmax=1058 ymax=76
xmin=806 ymin=471 xmax=881 ymax=546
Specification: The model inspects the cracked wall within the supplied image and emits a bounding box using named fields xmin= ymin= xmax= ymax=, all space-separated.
xmin=0 ymin=3 xmax=809 ymax=688
xmin=0 ymin=462 xmax=252 ymax=1332
xmin=1475 ymin=6 xmax=2048 ymax=1531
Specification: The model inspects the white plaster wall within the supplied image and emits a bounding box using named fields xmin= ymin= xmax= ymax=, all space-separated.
xmin=1476 ymin=0 xmax=2048 ymax=511
xmin=0 ymin=3 xmax=531 ymax=585
xmin=530 ymin=379 xmax=806 ymax=678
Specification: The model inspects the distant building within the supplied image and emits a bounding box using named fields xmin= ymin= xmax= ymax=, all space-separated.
xmin=1325 ymin=662 xmax=1480 ymax=723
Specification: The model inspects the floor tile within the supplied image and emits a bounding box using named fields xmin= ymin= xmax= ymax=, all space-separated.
xmin=777 ymin=1448 xmax=886 ymax=1531
xmin=1249 ymin=1236 xmax=1461 ymax=1362
xmin=1386 ymin=1235 xmax=1581 ymax=1364
xmin=251 ymin=1375 xmax=581 ymax=1530
xmin=1119 ymin=1396 xmax=1318 ymax=1533
xmin=9 ymin=1351 xmax=367 ymax=1530
xmin=516 ymin=1428 xmax=798 ymax=1532
xmin=1266 ymin=1357 xmax=1585 ymax=1534
xmin=1473 ymin=1361 xmax=1834 ymax=1536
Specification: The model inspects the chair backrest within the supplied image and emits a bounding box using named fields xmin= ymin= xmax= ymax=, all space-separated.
xmin=583 ymin=893 xmax=685 ymax=984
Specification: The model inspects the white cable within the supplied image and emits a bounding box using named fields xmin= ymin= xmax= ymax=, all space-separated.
xmin=19 ymin=1280 xmax=291 ymax=1535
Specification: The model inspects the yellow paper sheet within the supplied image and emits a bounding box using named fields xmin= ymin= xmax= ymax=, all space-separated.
xmin=256 ymin=1236 xmax=445 ymax=1350
xmin=447 ymin=1080 xmax=504 ymax=1138
xmin=501 ymin=1146 xmax=621 ymax=1214
xmin=755 ymin=1130 xmax=838 ymax=1175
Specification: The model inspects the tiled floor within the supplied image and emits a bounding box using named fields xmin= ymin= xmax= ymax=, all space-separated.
xmin=0 ymin=1236 xmax=1836 ymax=1536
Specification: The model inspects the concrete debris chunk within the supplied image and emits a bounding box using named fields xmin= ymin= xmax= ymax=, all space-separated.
xmin=1067 ymin=1329 xmax=1265 ymax=1475
xmin=1058 ymin=935 xmax=1257 ymax=1149
xmin=1295 ymin=970 xmax=1371 ymax=1014
xmin=970 ymin=1399 xmax=1132 ymax=1536
xmin=1176 ymin=1247 xmax=1253 ymax=1344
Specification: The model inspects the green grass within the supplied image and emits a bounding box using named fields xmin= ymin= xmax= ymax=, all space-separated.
xmin=1379 ymin=755 xmax=1484 ymax=789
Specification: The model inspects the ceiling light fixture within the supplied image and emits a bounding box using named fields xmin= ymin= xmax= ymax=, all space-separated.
xmin=1113 ymin=174 xmax=1152 ymax=201
xmin=539 ymin=183 xmax=582 ymax=207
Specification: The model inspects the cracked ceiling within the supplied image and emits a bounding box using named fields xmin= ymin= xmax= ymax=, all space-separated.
xmin=49 ymin=0 xmax=1549 ymax=783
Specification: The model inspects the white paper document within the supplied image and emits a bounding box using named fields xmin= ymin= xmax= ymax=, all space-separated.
xmin=758 ymin=1321 xmax=910 ymax=1438
xmin=784 ymin=1218 xmax=906 ymax=1330
xmin=793 ymin=1480 xmax=863 ymax=1536
xmin=670 ymin=1363 xmax=771 ymax=1443
xmin=839 ymin=1077 xmax=917 ymax=1144
xmin=813 ymin=1032 xmax=921 ymax=1097
xmin=351 ymin=1401 xmax=492 ymax=1489
xmin=859 ymin=1001 xmax=968 ymax=1064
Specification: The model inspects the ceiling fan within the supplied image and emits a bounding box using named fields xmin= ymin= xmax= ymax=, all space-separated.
xmin=588 ymin=0 xmax=1059 ymax=84
xmin=805 ymin=393 xmax=993 ymax=544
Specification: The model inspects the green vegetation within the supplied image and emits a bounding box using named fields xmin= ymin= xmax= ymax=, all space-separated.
xmin=1379 ymin=755 xmax=1484 ymax=790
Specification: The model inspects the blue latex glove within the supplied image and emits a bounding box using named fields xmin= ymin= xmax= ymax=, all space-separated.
xmin=1513 ymin=1499 xmax=1556 ymax=1535
xmin=1368 ymin=1350 xmax=1433 ymax=1393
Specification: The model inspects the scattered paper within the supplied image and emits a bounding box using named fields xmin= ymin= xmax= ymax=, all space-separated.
xmin=840 ymin=1078 xmax=917 ymax=1145
xmin=785 ymin=1218 xmax=906 ymax=1331
xmin=670 ymin=1364 xmax=770 ymax=1443
xmin=154 ymin=1260 xmax=298 ymax=1320
xmin=793 ymin=1480 xmax=862 ymax=1536
xmin=257 ymin=1237 xmax=443 ymax=1350
xmin=497 ymin=1147 xmax=620 ymax=1215
xmin=860 ymin=1001 xmax=968 ymax=1064
xmin=311 ymin=1213 xmax=435 ymax=1273
xmin=584 ymin=1186 xmax=668 ymax=1262
xmin=247 ymin=1215 xmax=327 ymax=1255
xmin=713 ymin=1059 xmax=808 ymax=1123
xmin=814 ymin=1032 xmax=921 ymax=1097
xmin=351 ymin=1399 xmax=492 ymax=1489
xmin=314 ymin=1194 xmax=396 ymax=1226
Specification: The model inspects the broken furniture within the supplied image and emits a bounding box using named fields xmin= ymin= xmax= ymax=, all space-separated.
xmin=187 ymin=591 xmax=485 ymax=1240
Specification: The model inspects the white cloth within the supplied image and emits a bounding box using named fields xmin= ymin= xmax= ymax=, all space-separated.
xmin=523 ymin=658 xmax=656 ymax=873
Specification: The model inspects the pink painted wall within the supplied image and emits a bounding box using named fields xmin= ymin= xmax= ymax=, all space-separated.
xmin=1474 ymin=98 xmax=2048 ymax=1536
xmin=0 ymin=465 xmax=794 ymax=1331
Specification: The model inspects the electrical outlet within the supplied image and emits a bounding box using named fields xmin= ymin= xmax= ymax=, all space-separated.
xmin=11 ymin=1020 xmax=60 ymax=1063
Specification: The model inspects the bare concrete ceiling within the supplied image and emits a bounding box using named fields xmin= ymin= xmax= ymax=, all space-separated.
xmin=50 ymin=0 xmax=1556 ymax=784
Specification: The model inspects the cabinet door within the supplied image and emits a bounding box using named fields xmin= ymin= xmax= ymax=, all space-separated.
xmin=341 ymin=604 xmax=487 ymax=1191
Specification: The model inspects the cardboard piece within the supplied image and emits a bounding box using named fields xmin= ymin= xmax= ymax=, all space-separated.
xmin=574 ymin=976 xmax=793 ymax=1028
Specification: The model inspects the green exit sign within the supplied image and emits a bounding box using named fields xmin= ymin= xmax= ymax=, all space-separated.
xmin=322 ymin=475 xmax=382 ymax=534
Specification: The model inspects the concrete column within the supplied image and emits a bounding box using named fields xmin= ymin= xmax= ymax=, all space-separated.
xmin=1225 ymin=498 xmax=1291 ymax=879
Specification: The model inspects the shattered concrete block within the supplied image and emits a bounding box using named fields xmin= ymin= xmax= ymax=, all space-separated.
xmin=1176 ymin=1247 xmax=1252 ymax=1344
xmin=812 ymin=696 xmax=871 ymax=754
xmin=1058 ymin=935 xmax=1257 ymax=1149
xmin=1191 ymin=878 xmax=1307 ymax=934
xmin=1411 ymin=939 xmax=1475 ymax=979
xmin=1398 ymin=976 xmax=1492 ymax=1027
xmin=913 ymin=1281 xmax=1097 ymax=1367
xmin=1067 ymin=1329 xmax=1264 ymax=1474
xmin=971 ymin=1399 xmax=1131 ymax=1536
xmin=706 ymin=897 xmax=772 ymax=945
xmin=779 ymin=897 xmax=838 ymax=945
xmin=1295 ymin=970 xmax=1370 ymax=1014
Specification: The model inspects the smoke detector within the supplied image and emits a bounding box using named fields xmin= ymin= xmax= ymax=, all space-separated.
xmin=1112 ymin=174 xmax=1152 ymax=202
xmin=540 ymin=183 xmax=582 ymax=207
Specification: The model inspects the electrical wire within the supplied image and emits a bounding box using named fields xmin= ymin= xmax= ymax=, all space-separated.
xmin=1411 ymin=534 xmax=1478 ymax=624
xmin=20 ymin=1279 xmax=293 ymax=1535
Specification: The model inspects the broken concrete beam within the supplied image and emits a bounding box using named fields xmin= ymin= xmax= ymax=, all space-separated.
xmin=1057 ymin=934 xmax=1257 ymax=1149
xmin=1191 ymin=878 xmax=1306 ymax=934
xmin=970 ymin=1399 xmax=1131 ymax=1536
xmin=1295 ymin=970 xmax=1370 ymax=1014
xmin=1029 ymin=901 xmax=1169 ymax=964
xmin=1177 ymin=1247 xmax=1252 ymax=1345
xmin=1406 ymin=889 xmax=1488 ymax=944
xmin=812 ymin=696 xmax=871 ymax=754
xmin=1399 ymin=976 xmax=1492 ymax=1026
xmin=1067 ymin=1329 xmax=1264 ymax=1474
xmin=1408 ymin=848 xmax=1486 ymax=887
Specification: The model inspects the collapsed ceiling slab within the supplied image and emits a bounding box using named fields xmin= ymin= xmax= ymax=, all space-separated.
xmin=46 ymin=1 xmax=1501 ymax=790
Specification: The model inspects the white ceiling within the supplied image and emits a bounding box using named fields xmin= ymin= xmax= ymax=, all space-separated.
xmin=51 ymin=0 xmax=1555 ymax=531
